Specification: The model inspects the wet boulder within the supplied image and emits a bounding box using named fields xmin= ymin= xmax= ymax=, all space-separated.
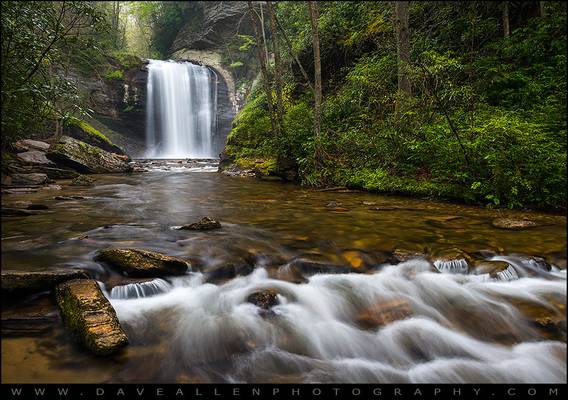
xmin=55 ymin=279 xmax=128 ymax=355
xmin=431 ymin=248 xmax=473 ymax=274
xmin=356 ymin=298 xmax=412 ymax=330
xmin=472 ymin=260 xmax=515 ymax=280
xmin=1 ymin=269 xmax=90 ymax=295
xmin=247 ymin=288 xmax=280 ymax=310
xmin=392 ymin=248 xmax=428 ymax=263
xmin=287 ymin=258 xmax=352 ymax=275
xmin=46 ymin=136 xmax=132 ymax=174
xmin=71 ymin=174 xmax=95 ymax=186
xmin=175 ymin=217 xmax=222 ymax=231
xmin=203 ymin=262 xmax=254 ymax=283
xmin=95 ymin=248 xmax=190 ymax=277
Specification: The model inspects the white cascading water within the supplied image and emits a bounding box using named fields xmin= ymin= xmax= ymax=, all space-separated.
xmin=106 ymin=257 xmax=566 ymax=383
xmin=145 ymin=59 xmax=217 ymax=159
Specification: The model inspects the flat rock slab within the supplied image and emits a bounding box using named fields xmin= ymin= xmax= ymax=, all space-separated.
xmin=95 ymin=248 xmax=190 ymax=277
xmin=16 ymin=150 xmax=55 ymax=165
xmin=56 ymin=279 xmax=128 ymax=355
xmin=14 ymin=139 xmax=50 ymax=152
xmin=2 ymin=296 xmax=59 ymax=336
xmin=1 ymin=269 xmax=90 ymax=295
xmin=11 ymin=173 xmax=48 ymax=186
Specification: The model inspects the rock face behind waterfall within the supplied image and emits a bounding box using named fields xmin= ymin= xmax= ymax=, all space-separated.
xmin=55 ymin=279 xmax=128 ymax=355
xmin=46 ymin=136 xmax=132 ymax=174
xmin=95 ymin=248 xmax=190 ymax=277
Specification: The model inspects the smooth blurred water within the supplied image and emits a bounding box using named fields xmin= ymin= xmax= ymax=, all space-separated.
xmin=145 ymin=60 xmax=217 ymax=159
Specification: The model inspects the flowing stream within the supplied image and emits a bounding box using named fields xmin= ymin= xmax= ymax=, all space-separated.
xmin=145 ymin=60 xmax=217 ymax=159
xmin=1 ymin=162 xmax=566 ymax=383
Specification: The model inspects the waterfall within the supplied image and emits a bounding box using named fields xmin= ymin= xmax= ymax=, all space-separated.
xmin=145 ymin=59 xmax=217 ymax=159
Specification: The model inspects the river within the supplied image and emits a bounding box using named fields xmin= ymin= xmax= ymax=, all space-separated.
xmin=1 ymin=161 xmax=566 ymax=383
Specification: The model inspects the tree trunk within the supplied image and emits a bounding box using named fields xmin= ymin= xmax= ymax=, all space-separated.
xmin=273 ymin=12 xmax=314 ymax=93
xmin=247 ymin=1 xmax=278 ymax=137
xmin=259 ymin=4 xmax=270 ymax=67
xmin=503 ymin=2 xmax=510 ymax=38
xmin=267 ymin=1 xmax=284 ymax=127
xmin=395 ymin=1 xmax=412 ymax=100
xmin=308 ymin=1 xmax=322 ymax=167
xmin=539 ymin=1 xmax=546 ymax=17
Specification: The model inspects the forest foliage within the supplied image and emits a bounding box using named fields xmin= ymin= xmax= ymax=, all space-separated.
xmin=225 ymin=1 xmax=566 ymax=210
xmin=1 ymin=1 xmax=566 ymax=210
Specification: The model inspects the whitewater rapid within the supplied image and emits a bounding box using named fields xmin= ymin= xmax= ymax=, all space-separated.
xmin=107 ymin=258 xmax=566 ymax=383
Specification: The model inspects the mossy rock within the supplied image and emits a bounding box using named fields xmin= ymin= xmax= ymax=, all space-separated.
xmin=46 ymin=136 xmax=132 ymax=174
xmin=95 ymin=248 xmax=191 ymax=277
xmin=71 ymin=175 xmax=95 ymax=186
xmin=492 ymin=218 xmax=539 ymax=230
xmin=175 ymin=217 xmax=222 ymax=231
xmin=55 ymin=279 xmax=128 ymax=355
xmin=65 ymin=118 xmax=127 ymax=156
xmin=247 ymin=288 xmax=280 ymax=310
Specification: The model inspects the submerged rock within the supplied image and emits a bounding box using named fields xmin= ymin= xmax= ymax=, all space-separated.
xmin=176 ymin=217 xmax=222 ymax=231
xmin=46 ymin=136 xmax=132 ymax=174
xmin=95 ymin=248 xmax=190 ymax=277
xmin=1 ymin=207 xmax=37 ymax=216
xmin=1 ymin=269 xmax=90 ymax=295
xmin=71 ymin=175 xmax=95 ymax=186
xmin=2 ymin=295 xmax=59 ymax=336
xmin=492 ymin=218 xmax=538 ymax=230
xmin=247 ymin=289 xmax=280 ymax=310
xmin=356 ymin=298 xmax=412 ymax=330
xmin=287 ymin=258 xmax=352 ymax=275
xmin=54 ymin=195 xmax=86 ymax=200
xmin=55 ymin=279 xmax=128 ymax=355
